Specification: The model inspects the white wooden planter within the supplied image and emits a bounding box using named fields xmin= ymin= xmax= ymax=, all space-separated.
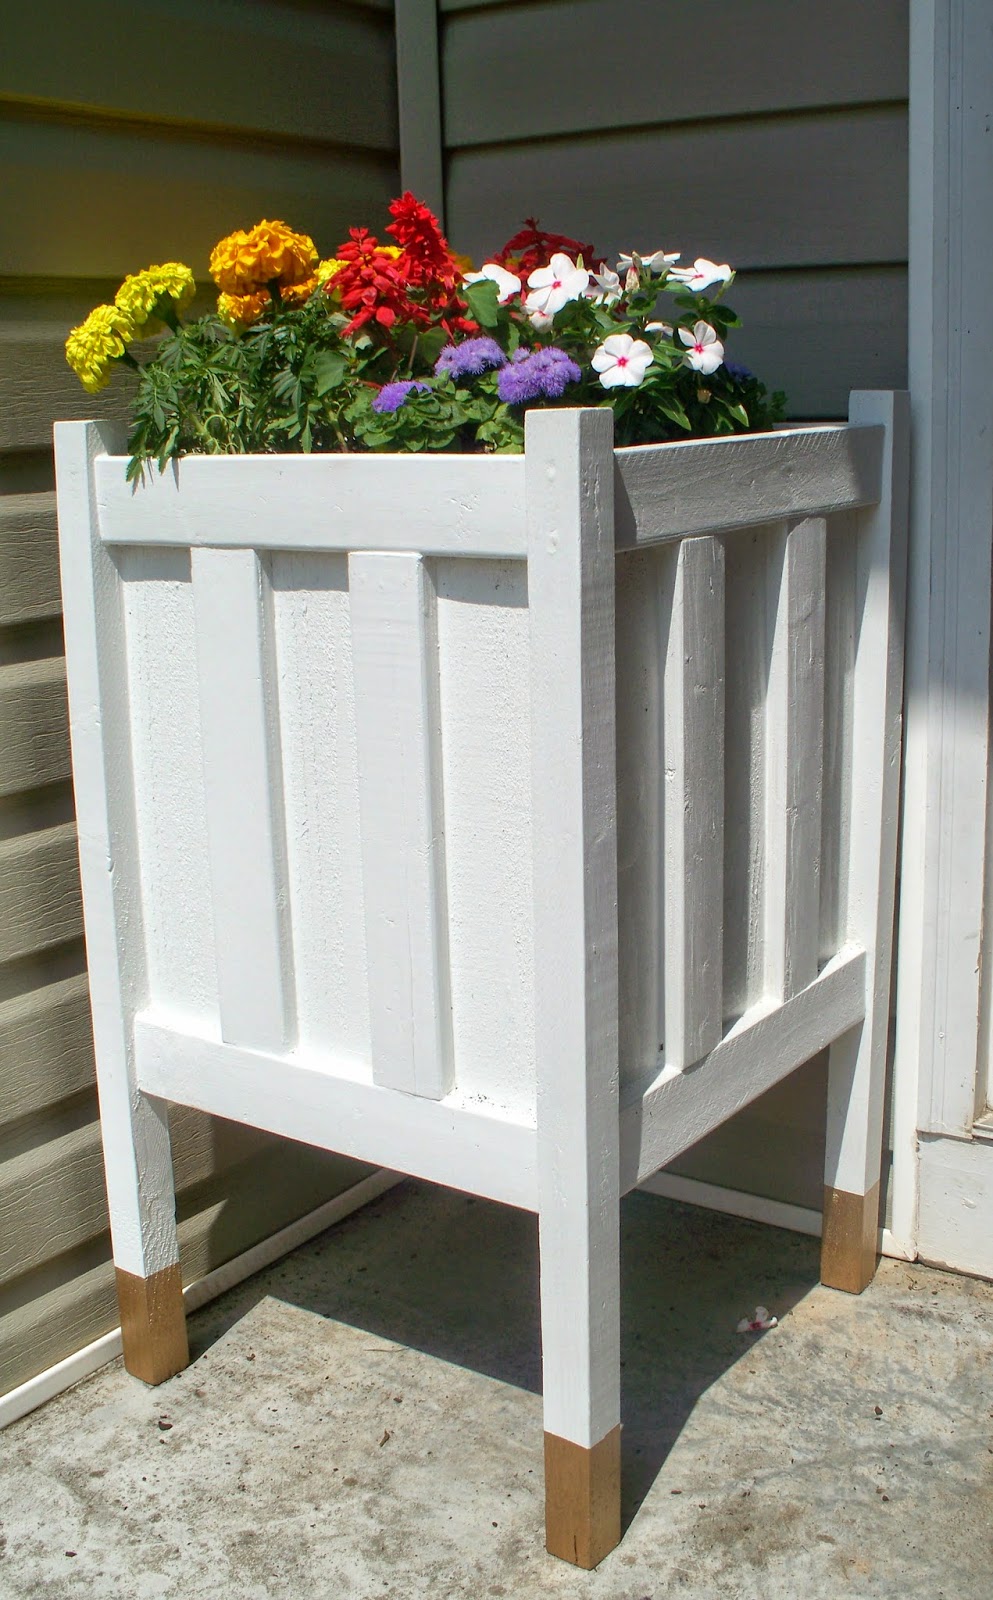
xmin=55 ymin=393 xmax=908 ymax=1568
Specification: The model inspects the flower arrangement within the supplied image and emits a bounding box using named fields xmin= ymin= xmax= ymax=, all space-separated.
xmin=65 ymin=195 xmax=784 ymax=477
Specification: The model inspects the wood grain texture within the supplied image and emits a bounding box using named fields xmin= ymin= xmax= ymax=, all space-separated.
xmin=662 ymin=536 xmax=724 ymax=1069
xmin=2 ymin=0 xmax=396 ymax=151
xmin=95 ymin=451 xmax=527 ymax=558
xmin=0 ymin=656 xmax=70 ymax=797
xmin=0 ymin=492 xmax=61 ymax=625
xmin=445 ymin=107 xmax=907 ymax=271
xmin=115 ymin=1263 xmax=188 ymax=1385
xmin=350 ymin=552 xmax=453 ymax=1100
xmin=820 ymin=1181 xmax=880 ymax=1293
xmin=442 ymin=0 xmax=908 ymax=147
xmin=543 ymin=1426 xmax=621 ymax=1570
xmin=0 ymin=821 xmax=82 ymax=964
xmin=0 ymin=972 xmax=94 ymax=1129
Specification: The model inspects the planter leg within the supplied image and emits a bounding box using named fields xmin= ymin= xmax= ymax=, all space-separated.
xmin=821 ymin=1021 xmax=882 ymax=1294
xmin=544 ymin=1426 xmax=621 ymax=1569
xmin=116 ymin=1262 xmax=189 ymax=1385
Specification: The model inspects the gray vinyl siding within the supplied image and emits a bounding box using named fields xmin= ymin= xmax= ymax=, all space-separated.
xmin=439 ymin=0 xmax=909 ymax=419
xmin=0 ymin=0 xmax=397 ymax=1400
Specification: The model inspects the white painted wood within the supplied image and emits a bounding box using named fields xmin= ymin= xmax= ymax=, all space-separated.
xmin=95 ymin=453 xmax=527 ymax=560
xmin=53 ymin=420 xmax=180 ymax=1282
xmin=824 ymin=392 xmax=909 ymax=1202
xmin=349 ymin=552 xmax=453 ymax=1100
xmin=917 ymin=1133 xmax=993 ymax=1279
xmin=395 ymin=0 xmax=445 ymax=223
xmin=134 ymin=1014 xmax=537 ymax=1211
xmin=662 ymin=535 xmax=725 ymax=1069
xmin=527 ymin=406 xmax=620 ymax=1451
xmin=615 ymin=425 xmax=883 ymax=549
xmin=0 ymin=1167 xmax=400 ymax=1432
xmin=764 ymin=518 xmax=826 ymax=1001
xmin=191 ymin=547 xmax=294 ymax=1052
xmin=892 ymin=0 xmax=993 ymax=1284
xmin=622 ymin=946 xmax=867 ymax=1191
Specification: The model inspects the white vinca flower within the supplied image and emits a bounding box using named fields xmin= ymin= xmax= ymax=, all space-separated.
xmin=668 ymin=257 xmax=733 ymax=293
xmin=645 ymin=319 xmax=674 ymax=337
xmin=463 ymin=262 xmax=521 ymax=303
xmin=588 ymin=266 xmax=622 ymax=305
xmin=678 ymin=320 xmax=725 ymax=375
xmin=524 ymin=252 xmax=591 ymax=318
xmin=617 ymin=248 xmax=680 ymax=276
xmin=591 ymin=333 xmax=654 ymax=389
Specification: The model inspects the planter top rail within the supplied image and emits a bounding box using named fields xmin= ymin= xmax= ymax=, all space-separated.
xmin=91 ymin=420 xmax=884 ymax=560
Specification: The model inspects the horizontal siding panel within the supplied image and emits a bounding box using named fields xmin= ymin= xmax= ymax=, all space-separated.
xmin=0 ymin=116 xmax=398 ymax=279
xmin=728 ymin=266 xmax=907 ymax=418
xmin=443 ymin=0 xmax=908 ymax=147
xmin=0 ymin=973 xmax=94 ymax=1129
xmin=0 ymin=820 xmax=82 ymax=965
xmin=0 ymin=1144 xmax=374 ymax=1395
xmin=0 ymin=491 xmax=61 ymax=625
xmin=446 ymin=106 xmax=907 ymax=272
xmin=2 ymin=0 xmax=396 ymax=153
xmin=0 ymin=656 xmax=70 ymax=797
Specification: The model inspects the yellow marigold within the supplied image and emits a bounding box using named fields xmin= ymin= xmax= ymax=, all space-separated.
xmin=216 ymin=290 xmax=270 ymax=330
xmin=279 ymin=275 xmax=319 ymax=308
xmin=315 ymin=257 xmax=346 ymax=289
xmin=115 ymin=262 xmax=196 ymax=335
xmin=65 ymin=303 xmax=136 ymax=394
xmin=209 ymin=219 xmax=318 ymax=296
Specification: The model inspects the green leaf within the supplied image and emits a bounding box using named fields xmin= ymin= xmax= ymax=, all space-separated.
xmin=314 ymin=350 xmax=347 ymax=395
xmin=463 ymin=279 xmax=501 ymax=329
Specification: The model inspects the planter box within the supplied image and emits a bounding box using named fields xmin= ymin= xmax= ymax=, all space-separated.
xmin=55 ymin=393 xmax=907 ymax=1567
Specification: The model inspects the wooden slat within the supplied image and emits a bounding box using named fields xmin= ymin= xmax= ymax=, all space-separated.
xmin=95 ymin=451 xmax=528 ymax=558
xmin=763 ymin=518 xmax=826 ymax=1000
xmin=0 ymin=972 xmax=94 ymax=1129
xmin=615 ymin=424 xmax=884 ymax=548
xmin=621 ymin=945 xmax=866 ymax=1189
xmin=0 ymin=820 xmax=81 ymax=965
xmin=445 ymin=107 xmax=907 ymax=272
xmin=526 ymin=407 xmax=620 ymax=1451
xmin=134 ymin=1013 xmax=538 ymax=1211
xmin=0 ymin=656 xmax=70 ymax=797
xmin=0 ymin=114 xmax=396 ymax=279
xmin=442 ymin=0 xmax=908 ymax=148
xmin=1 ymin=0 xmax=396 ymax=152
xmin=0 ymin=492 xmax=61 ymax=625
xmin=396 ymin=0 xmax=445 ymax=221
xmin=349 ymin=552 xmax=453 ymax=1101
xmin=662 ymin=536 xmax=725 ymax=1069
xmin=191 ymin=547 xmax=294 ymax=1052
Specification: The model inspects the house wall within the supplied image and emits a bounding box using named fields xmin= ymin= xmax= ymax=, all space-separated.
xmin=438 ymin=0 xmax=909 ymax=420
xmin=430 ymin=0 xmax=909 ymax=1219
xmin=0 ymin=0 xmax=397 ymax=1400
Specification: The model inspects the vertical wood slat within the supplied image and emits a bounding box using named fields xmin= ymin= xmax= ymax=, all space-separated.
xmin=191 ymin=547 xmax=294 ymax=1053
xmin=663 ymin=535 xmax=725 ymax=1070
xmin=764 ymin=517 xmax=827 ymax=1001
xmin=53 ymin=421 xmax=180 ymax=1282
xmin=527 ymin=407 xmax=620 ymax=1454
xmin=349 ymin=552 xmax=453 ymax=1101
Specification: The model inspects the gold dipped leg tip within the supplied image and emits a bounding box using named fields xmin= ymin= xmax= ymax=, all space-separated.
xmin=544 ymin=1425 xmax=622 ymax=1569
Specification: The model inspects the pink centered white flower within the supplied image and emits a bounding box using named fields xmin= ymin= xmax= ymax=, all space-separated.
xmin=525 ymin=252 xmax=591 ymax=318
xmin=668 ymin=257 xmax=733 ymax=292
xmin=616 ymin=248 xmax=680 ymax=276
xmin=591 ymin=333 xmax=653 ymax=389
xmin=588 ymin=266 xmax=622 ymax=304
xmin=678 ymin=320 xmax=724 ymax=375
xmin=463 ymin=262 xmax=521 ymax=303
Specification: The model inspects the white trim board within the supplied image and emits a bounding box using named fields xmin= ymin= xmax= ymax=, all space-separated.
xmin=916 ymin=1133 xmax=993 ymax=1279
xmin=639 ymin=1171 xmax=914 ymax=1262
xmin=0 ymin=1170 xmax=401 ymax=1432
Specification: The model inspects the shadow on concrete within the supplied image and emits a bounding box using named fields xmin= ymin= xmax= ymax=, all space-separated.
xmin=188 ymin=1181 xmax=821 ymax=1534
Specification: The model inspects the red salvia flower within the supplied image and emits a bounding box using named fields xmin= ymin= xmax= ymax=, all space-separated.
xmin=495 ymin=217 xmax=600 ymax=278
xmin=386 ymin=192 xmax=460 ymax=289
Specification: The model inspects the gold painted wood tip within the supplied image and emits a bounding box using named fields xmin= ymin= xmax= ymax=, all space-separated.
xmin=115 ymin=1263 xmax=189 ymax=1385
xmin=543 ymin=1425 xmax=622 ymax=1569
xmin=820 ymin=1182 xmax=881 ymax=1294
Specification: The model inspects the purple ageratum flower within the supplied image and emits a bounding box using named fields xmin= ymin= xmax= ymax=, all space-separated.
xmin=724 ymin=360 xmax=754 ymax=383
xmin=372 ymin=380 xmax=431 ymax=414
xmin=497 ymin=346 xmax=582 ymax=405
xmin=434 ymin=336 xmax=507 ymax=380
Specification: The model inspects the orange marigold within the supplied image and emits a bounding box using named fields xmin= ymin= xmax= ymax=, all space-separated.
xmin=209 ymin=220 xmax=318 ymax=296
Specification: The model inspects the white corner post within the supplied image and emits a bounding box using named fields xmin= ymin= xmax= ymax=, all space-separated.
xmin=821 ymin=391 xmax=910 ymax=1292
xmin=54 ymin=421 xmax=188 ymax=1384
xmin=394 ymin=0 xmax=445 ymax=225
xmin=527 ymin=408 xmax=621 ymax=1569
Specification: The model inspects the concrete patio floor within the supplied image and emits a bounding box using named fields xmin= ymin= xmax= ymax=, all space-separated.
xmin=1 ymin=1181 xmax=991 ymax=1599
